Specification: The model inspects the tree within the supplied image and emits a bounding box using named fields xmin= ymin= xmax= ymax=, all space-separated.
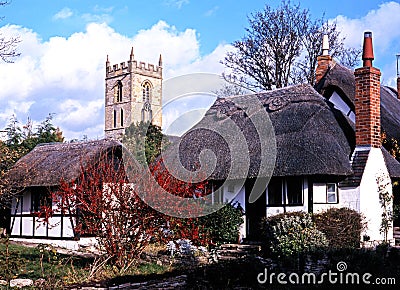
xmin=222 ymin=0 xmax=361 ymax=91
xmin=0 ymin=1 xmax=20 ymax=63
xmin=292 ymin=19 xmax=361 ymax=85
xmin=0 ymin=114 xmax=64 ymax=205
xmin=122 ymin=121 xmax=165 ymax=165
xmin=213 ymin=81 xmax=250 ymax=98
xmin=38 ymin=151 xmax=164 ymax=272
xmin=4 ymin=114 xmax=64 ymax=151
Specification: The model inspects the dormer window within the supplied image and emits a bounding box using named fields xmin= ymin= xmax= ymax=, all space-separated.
xmin=328 ymin=91 xmax=355 ymax=123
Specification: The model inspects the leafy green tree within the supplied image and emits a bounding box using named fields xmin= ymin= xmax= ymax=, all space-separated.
xmin=1 ymin=114 xmax=64 ymax=200
xmin=122 ymin=121 xmax=165 ymax=165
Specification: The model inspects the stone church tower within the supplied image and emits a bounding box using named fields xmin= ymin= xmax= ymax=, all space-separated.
xmin=104 ymin=48 xmax=162 ymax=139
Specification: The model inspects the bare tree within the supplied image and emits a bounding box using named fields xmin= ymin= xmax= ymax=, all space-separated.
xmin=222 ymin=1 xmax=307 ymax=91
xmin=292 ymin=19 xmax=361 ymax=85
xmin=222 ymin=1 xmax=361 ymax=91
xmin=213 ymin=78 xmax=250 ymax=97
xmin=0 ymin=1 xmax=20 ymax=63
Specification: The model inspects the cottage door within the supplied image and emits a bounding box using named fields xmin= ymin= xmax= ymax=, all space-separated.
xmin=245 ymin=179 xmax=266 ymax=241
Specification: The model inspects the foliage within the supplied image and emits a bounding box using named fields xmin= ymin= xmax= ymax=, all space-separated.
xmin=314 ymin=207 xmax=364 ymax=249
xmin=0 ymin=114 xmax=63 ymax=206
xmin=159 ymin=203 xmax=244 ymax=247
xmin=263 ymin=211 xmax=328 ymax=257
xmin=382 ymin=130 xmax=400 ymax=160
xmin=376 ymin=170 xmax=394 ymax=243
xmin=166 ymin=239 xmax=208 ymax=257
xmin=5 ymin=114 xmax=64 ymax=151
xmin=122 ymin=121 xmax=165 ymax=165
xmin=222 ymin=0 xmax=361 ymax=91
xmin=200 ymin=202 xmax=244 ymax=245
xmin=0 ymin=239 xmax=90 ymax=286
xmin=38 ymin=151 xmax=164 ymax=273
xmin=149 ymin=157 xmax=212 ymax=246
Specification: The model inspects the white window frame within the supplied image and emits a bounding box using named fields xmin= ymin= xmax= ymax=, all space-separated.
xmin=326 ymin=183 xmax=338 ymax=203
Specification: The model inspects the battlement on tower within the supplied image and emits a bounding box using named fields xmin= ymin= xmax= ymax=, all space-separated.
xmin=106 ymin=58 xmax=162 ymax=79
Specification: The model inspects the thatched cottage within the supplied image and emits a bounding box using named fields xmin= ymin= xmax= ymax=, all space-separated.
xmin=4 ymin=32 xmax=400 ymax=247
xmin=4 ymin=139 xmax=121 ymax=248
xmin=174 ymin=32 xmax=400 ymax=243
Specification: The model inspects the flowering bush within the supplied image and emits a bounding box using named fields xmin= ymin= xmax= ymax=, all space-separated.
xmin=263 ymin=212 xmax=328 ymax=257
xmin=166 ymin=239 xmax=208 ymax=257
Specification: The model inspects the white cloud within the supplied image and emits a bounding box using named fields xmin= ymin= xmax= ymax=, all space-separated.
xmin=332 ymin=1 xmax=400 ymax=86
xmin=164 ymin=0 xmax=189 ymax=9
xmin=53 ymin=7 xmax=73 ymax=20
xmin=0 ymin=20 xmax=229 ymax=140
xmin=204 ymin=6 xmax=219 ymax=17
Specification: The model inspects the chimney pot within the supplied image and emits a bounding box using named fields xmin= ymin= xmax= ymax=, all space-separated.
xmin=362 ymin=31 xmax=374 ymax=67
xmin=322 ymin=34 xmax=329 ymax=56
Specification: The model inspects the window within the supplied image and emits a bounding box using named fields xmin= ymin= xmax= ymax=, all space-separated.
xmin=120 ymin=108 xmax=124 ymax=127
xmin=31 ymin=191 xmax=51 ymax=213
xmin=327 ymin=183 xmax=338 ymax=203
xmin=141 ymin=102 xmax=152 ymax=122
xmin=267 ymin=178 xmax=283 ymax=206
xmin=113 ymin=110 xmax=117 ymax=128
xmin=114 ymin=81 xmax=123 ymax=103
xmin=267 ymin=177 xmax=303 ymax=206
xmin=142 ymin=81 xmax=151 ymax=102
xmin=213 ymin=187 xmax=223 ymax=204
xmin=286 ymin=177 xmax=303 ymax=205
xmin=313 ymin=183 xmax=338 ymax=204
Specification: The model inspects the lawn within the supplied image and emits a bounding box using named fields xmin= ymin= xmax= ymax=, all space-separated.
xmin=0 ymin=239 xmax=169 ymax=288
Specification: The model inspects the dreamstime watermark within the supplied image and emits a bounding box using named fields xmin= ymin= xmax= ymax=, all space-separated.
xmin=257 ymin=261 xmax=396 ymax=286
xmin=122 ymin=73 xmax=277 ymax=218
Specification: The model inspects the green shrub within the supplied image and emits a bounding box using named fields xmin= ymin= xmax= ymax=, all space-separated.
xmin=263 ymin=211 xmax=328 ymax=257
xmin=161 ymin=202 xmax=244 ymax=247
xmin=200 ymin=202 xmax=244 ymax=245
xmin=314 ymin=207 xmax=364 ymax=249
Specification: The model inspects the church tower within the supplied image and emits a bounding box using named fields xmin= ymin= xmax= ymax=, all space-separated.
xmin=104 ymin=48 xmax=162 ymax=139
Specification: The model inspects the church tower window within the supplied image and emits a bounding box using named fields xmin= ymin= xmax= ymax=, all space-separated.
xmin=142 ymin=81 xmax=151 ymax=102
xmin=141 ymin=102 xmax=152 ymax=123
xmin=113 ymin=110 xmax=117 ymax=128
xmin=115 ymin=81 xmax=123 ymax=103
xmin=120 ymin=108 xmax=124 ymax=127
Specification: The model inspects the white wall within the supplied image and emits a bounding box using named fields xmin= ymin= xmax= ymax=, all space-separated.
xmin=313 ymin=184 xmax=360 ymax=213
xmin=10 ymin=190 xmax=75 ymax=239
xmin=359 ymin=147 xmax=393 ymax=243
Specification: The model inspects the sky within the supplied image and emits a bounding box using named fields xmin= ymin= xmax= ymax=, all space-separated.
xmin=0 ymin=0 xmax=399 ymax=140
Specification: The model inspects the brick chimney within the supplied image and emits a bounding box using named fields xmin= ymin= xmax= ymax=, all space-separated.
xmin=315 ymin=34 xmax=332 ymax=84
xmin=354 ymin=31 xmax=381 ymax=148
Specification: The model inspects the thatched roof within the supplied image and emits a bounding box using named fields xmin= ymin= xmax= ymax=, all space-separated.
xmin=382 ymin=148 xmax=400 ymax=179
xmin=174 ymin=84 xmax=354 ymax=180
xmin=6 ymin=139 xmax=122 ymax=188
xmin=316 ymin=62 xmax=400 ymax=140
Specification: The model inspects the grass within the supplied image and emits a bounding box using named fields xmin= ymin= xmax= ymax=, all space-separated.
xmin=0 ymin=239 xmax=170 ymax=288
xmin=0 ymin=240 xmax=91 ymax=285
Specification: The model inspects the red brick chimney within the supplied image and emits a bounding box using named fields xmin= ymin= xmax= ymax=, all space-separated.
xmin=354 ymin=31 xmax=381 ymax=148
xmin=315 ymin=34 xmax=332 ymax=84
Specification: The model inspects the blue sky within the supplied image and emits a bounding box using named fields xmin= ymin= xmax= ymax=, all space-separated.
xmin=0 ymin=0 xmax=399 ymax=139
